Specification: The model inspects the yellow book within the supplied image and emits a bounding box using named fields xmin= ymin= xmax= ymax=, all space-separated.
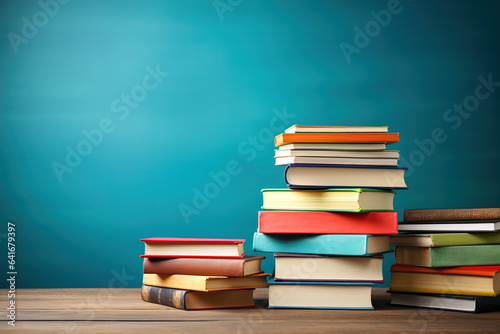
xmin=143 ymin=273 xmax=269 ymax=292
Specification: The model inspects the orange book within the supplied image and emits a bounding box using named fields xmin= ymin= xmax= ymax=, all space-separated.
xmin=274 ymin=132 xmax=399 ymax=147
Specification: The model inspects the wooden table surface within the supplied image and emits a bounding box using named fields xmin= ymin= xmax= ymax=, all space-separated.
xmin=1 ymin=288 xmax=499 ymax=333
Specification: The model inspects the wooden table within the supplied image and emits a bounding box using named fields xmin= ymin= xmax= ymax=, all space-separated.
xmin=1 ymin=288 xmax=499 ymax=333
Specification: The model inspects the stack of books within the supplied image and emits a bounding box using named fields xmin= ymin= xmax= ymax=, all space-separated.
xmin=253 ymin=125 xmax=408 ymax=309
xmin=140 ymin=237 xmax=269 ymax=310
xmin=389 ymin=208 xmax=500 ymax=313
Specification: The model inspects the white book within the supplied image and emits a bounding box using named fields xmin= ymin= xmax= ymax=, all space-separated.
xmin=275 ymin=156 xmax=399 ymax=167
xmin=275 ymin=150 xmax=399 ymax=159
xmin=277 ymin=143 xmax=387 ymax=151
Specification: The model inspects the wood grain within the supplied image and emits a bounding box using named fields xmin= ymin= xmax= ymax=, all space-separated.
xmin=1 ymin=288 xmax=499 ymax=333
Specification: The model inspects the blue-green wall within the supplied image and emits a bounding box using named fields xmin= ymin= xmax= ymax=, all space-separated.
xmin=1 ymin=0 xmax=499 ymax=288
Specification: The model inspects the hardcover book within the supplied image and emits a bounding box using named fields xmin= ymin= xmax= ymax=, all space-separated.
xmin=142 ymin=273 xmax=269 ymax=292
xmin=258 ymin=211 xmax=398 ymax=235
xmin=141 ymin=285 xmax=256 ymax=310
xmin=140 ymin=237 xmax=245 ymax=258
xmin=284 ymin=165 xmax=407 ymax=190
xmin=390 ymin=291 xmax=500 ymax=313
xmin=404 ymin=208 xmax=500 ymax=222
xmin=253 ymin=232 xmax=390 ymax=256
xmin=284 ymin=125 xmax=389 ymax=133
xmin=394 ymin=244 xmax=500 ymax=267
xmin=261 ymin=188 xmax=395 ymax=212
xmin=274 ymin=132 xmax=399 ymax=147
xmin=274 ymin=253 xmax=384 ymax=282
xmin=390 ymin=232 xmax=500 ymax=247
xmin=143 ymin=256 xmax=265 ymax=277
xmin=397 ymin=220 xmax=500 ymax=233
xmin=277 ymin=143 xmax=387 ymax=151
xmin=390 ymin=264 xmax=500 ymax=297
xmin=268 ymin=279 xmax=374 ymax=309
xmin=275 ymin=156 xmax=399 ymax=167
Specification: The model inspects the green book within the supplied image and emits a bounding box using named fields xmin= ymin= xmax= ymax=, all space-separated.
xmin=390 ymin=232 xmax=500 ymax=247
xmin=395 ymin=244 xmax=500 ymax=267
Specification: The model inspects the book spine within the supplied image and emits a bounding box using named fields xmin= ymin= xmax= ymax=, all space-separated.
xmin=404 ymin=208 xmax=500 ymax=222
xmin=253 ymin=232 xmax=370 ymax=256
xmin=143 ymin=258 xmax=244 ymax=276
xmin=431 ymin=245 xmax=500 ymax=267
xmin=258 ymin=211 xmax=398 ymax=234
xmin=141 ymin=285 xmax=186 ymax=310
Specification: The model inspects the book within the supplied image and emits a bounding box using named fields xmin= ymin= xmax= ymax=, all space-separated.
xmin=284 ymin=125 xmax=389 ymax=133
xmin=261 ymin=188 xmax=395 ymax=212
xmin=141 ymin=285 xmax=256 ymax=310
xmin=278 ymin=143 xmax=387 ymax=151
xmin=268 ymin=279 xmax=374 ymax=309
xmin=142 ymin=273 xmax=269 ymax=292
xmin=274 ymin=132 xmax=399 ymax=147
xmin=140 ymin=237 xmax=245 ymax=258
xmin=274 ymin=253 xmax=384 ymax=282
xmin=253 ymin=232 xmax=390 ymax=256
xmin=143 ymin=256 xmax=265 ymax=277
xmin=404 ymin=208 xmax=500 ymax=222
xmin=258 ymin=211 xmax=398 ymax=235
xmin=390 ymin=264 xmax=500 ymax=297
xmin=275 ymin=156 xmax=399 ymax=167
xmin=398 ymin=220 xmax=500 ymax=232
xmin=284 ymin=165 xmax=407 ymax=190
xmin=390 ymin=291 xmax=500 ymax=313
xmin=390 ymin=232 xmax=500 ymax=247
xmin=274 ymin=149 xmax=400 ymax=159
xmin=394 ymin=244 xmax=500 ymax=267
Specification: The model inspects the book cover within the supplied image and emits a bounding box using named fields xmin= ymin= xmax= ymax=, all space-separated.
xmin=268 ymin=279 xmax=374 ymax=309
xmin=395 ymin=245 xmax=500 ymax=267
xmin=284 ymin=164 xmax=407 ymax=190
xmin=253 ymin=232 xmax=391 ymax=256
xmin=274 ymin=132 xmax=399 ymax=147
xmin=143 ymin=256 xmax=265 ymax=277
xmin=140 ymin=237 xmax=246 ymax=258
xmin=404 ymin=208 xmax=500 ymax=222
xmin=141 ymin=285 xmax=256 ymax=310
xmin=390 ymin=232 xmax=500 ymax=247
xmin=258 ymin=211 xmax=398 ymax=234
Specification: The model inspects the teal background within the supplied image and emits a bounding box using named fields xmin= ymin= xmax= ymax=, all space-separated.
xmin=1 ymin=0 xmax=499 ymax=288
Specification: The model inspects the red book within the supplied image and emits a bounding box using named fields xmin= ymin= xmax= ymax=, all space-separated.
xmin=258 ymin=211 xmax=398 ymax=234
xmin=391 ymin=264 xmax=500 ymax=277
xmin=140 ymin=237 xmax=246 ymax=258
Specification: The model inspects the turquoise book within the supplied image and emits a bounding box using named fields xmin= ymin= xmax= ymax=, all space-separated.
xmin=252 ymin=232 xmax=390 ymax=256
xmin=268 ymin=279 xmax=374 ymax=310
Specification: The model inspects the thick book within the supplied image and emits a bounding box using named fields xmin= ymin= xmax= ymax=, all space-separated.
xmin=395 ymin=244 xmax=500 ymax=267
xmin=284 ymin=125 xmax=389 ymax=133
xmin=142 ymin=273 xmax=269 ymax=292
xmin=284 ymin=165 xmax=407 ymax=190
xmin=390 ymin=264 xmax=500 ymax=297
xmin=277 ymin=143 xmax=387 ymax=151
xmin=398 ymin=220 xmax=500 ymax=232
xmin=390 ymin=292 xmax=500 ymax=313
xmin=275 ymin=156 xmax=399 ymax=167
xmin=404 ymin=208 xmax=500 ymax=222
xmin=141 ymin=285 xmax=256 ymax=310
xmin=268 ymin=279 xmax=374 ymax=309
xmin=253 ymin=232 xmax=390 ymax=256
xmin=140 ymin=237 xmax=245 ymax=258
xmin=261 ymin=188 xmax=395 ymax=212
xmin=143 ymin=256 xmax=265 ymax=277
xmin=258 ymin=211 xmax=398 ymax=235
xmin=274 ymin=132 xmax=399 ymax=147
xmin=390 ymin=232 xmax=500 ymax=247
xmin=274 ymin=253 xmax=384 ymax=282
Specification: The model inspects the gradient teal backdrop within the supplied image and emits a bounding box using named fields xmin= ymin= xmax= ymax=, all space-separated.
xmin=1 ymin=0 xmax=499 ymax=288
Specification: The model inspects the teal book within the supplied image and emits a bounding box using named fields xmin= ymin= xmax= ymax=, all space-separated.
xmin=252 ymin=232 xmax=390 ymax=256
xmin=395 ymin=244 xmax=500 ymax=267
xmin=268 ymin=279 xmax=374 ymax=310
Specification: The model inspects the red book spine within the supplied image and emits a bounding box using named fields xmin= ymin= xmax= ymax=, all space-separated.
xmin=258 ymin=211 xmax=398 ymax=234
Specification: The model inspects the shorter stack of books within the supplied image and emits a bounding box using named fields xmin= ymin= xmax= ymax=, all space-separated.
xmin=389 ymin=208 xmax=500 ymax=313
xmin=140 ymin=237 xmax=269 ymax=310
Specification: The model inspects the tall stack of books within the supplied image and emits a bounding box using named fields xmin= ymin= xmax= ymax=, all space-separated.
xmin=140 ymin=237 xmax=269 ymax=310
xmin=253 ymin=125 xmax=408 ymax=309
xmin=389 ymin=208 xmax=500 ymax=313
